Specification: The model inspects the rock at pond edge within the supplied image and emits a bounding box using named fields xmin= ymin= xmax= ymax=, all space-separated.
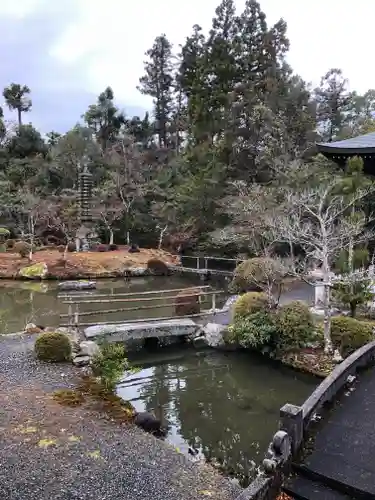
xmin=19 ymin=262 xmax=48 ymax=280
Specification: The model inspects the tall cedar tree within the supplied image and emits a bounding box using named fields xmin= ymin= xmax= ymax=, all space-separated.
xmin=138 ymin=35 xmax=175 ymax=149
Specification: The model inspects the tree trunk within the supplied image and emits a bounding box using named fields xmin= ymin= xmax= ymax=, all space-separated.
xmin=63 ymin=244 xmax=69 ymax=266
xmin=28 ymin=233 xmax=34 ymax=262
xmin=126 ymin=231 xmax=130 ymax=245
xmin=350 ymin=301 xmax=356 ymax=318
xmin=322 ymin=256 xmax=333 ymax=354
xmin=17 ymin=108 xmax=22 ymax=126
xmin=158 ymin=225 xmax=167 ymax=250
xmin=109 ymin=229 xmax=114 ymax=246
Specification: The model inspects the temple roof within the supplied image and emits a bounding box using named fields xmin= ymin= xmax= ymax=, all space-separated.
xmin=317 ymin=132 xmax=375 ymax=155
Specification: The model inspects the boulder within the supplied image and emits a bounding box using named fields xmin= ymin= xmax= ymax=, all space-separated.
xmin=134 ymin=411 xmax=167 ymax=436
xmin=201 ymin=322 xmax=226 ymax=348
xmin=19 ymin=262 xmax=48 ymax=280
xmin=192 ymin=336 xmax=208 ymax=348
xmin=24 ymin=323 xmax=43 ymax=334
xmin=72 ymin=355 xmax=91 ymax=367
xmin=128 ymin=267 xmax=148 ymax=277
xmin=79 ymin=340 xmax=100 ymax=357
xmin=58 ymin=281 xmax=96 ymax=291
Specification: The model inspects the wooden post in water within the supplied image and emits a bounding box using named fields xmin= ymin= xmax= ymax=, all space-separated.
xmin=204 ymin=257 xmax=208 ymax=270
xmin=211 ymin=293 xmax=216 ymax=311
xmin=68 ymin=297 xmax=73 ymax=327
xmin=196 ymin=256 xmax=200 ymax=270
xmin=74 ymin=303 xmax=79 ymax=330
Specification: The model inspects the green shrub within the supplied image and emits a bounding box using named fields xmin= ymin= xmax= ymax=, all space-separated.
xmin=34 ymin=332 xmax=72 ymax=362
xmin=0 ymin=228 xmax=10 ymax=242
xmin=147 ymin=258 xmax=169 ymax=276
xmin=227 ymin=311 xmax=278 ymax=350
xmin=276 ymin=301 xmax=314 ymax=351
xmin=175 ymin=287 xmax=201 ymax=316
xmin=92 ymin=342 xmax=129 ymax=393
xmin=233 ymin=292 xmax=269 ymax=319
xmin=229 ymin=257 xmax=286 ymax=295
xmin=331 ymin=316 xmax=373 ymax=356
xmin=14 ymin=241 xmax=31 ymax=258
xmin=0 ymin=244 xmax=5 ymax=253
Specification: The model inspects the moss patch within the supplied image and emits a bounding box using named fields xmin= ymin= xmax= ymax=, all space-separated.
xmin=52 ymin=389 xmax=85 ymax=407
xmin=77 ymin=376 xmax=136 ymax=423
xmin=19 ymin=262 xmax=48 ymax=280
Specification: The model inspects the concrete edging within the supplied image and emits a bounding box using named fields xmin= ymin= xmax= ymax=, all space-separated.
xmin=236 ymin=340 xmax=375 ymax=500
xmin=301 ymin=339 xmax=375 ymax=423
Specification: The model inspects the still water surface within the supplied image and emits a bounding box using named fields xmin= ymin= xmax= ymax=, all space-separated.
xmin=0 ymin=275 xmax=217 ymax=333
xmin=0 ymin=277 xmax=316 ymax=486
xmin=119 ymin=348 xmax=316 ymax=486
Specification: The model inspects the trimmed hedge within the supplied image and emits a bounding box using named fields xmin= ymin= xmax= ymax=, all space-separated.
xmin=331 ymin=316 xmax=373 ymax=356
xmin=14 ymin=241 xmax=31 ymax=258
xmin=276 ymin=301 xmax=314 ymax=350
xmin=175 ymin=287 xmax=201 ymax=316
xmin=34 ymin=332 xmax=72 ymax=362
xmin=233 ymin=292 xmax=268 ymax=319
xmin=147 ymin=258 xmax=169 ymax=276
xmin=229 ymin=257 xmax=286 ymax=294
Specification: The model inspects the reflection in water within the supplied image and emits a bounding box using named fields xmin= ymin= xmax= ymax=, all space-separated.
xmin=0 ymin=277 xmax=314 ymax=334
xmin=118 ymin=349 xmax=317 ymax=486
xmin=0 ymin=276 xmax=213 ymax=333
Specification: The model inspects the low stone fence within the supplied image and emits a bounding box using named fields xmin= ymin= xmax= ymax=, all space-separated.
xmin=236 ymin=340 xmax=375 ymax=500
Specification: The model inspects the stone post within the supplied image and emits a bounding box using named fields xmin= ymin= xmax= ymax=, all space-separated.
xmin=314 ymin=282 xmax=324 ymax=307
xmin=279 ymin=403 xmax=303 ymax=456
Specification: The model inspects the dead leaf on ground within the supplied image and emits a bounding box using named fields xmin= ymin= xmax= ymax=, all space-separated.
xmin=38 ymin=438 xmax=58 ymax=448
xmin=86 ymin=450 xmax=102 ymax=459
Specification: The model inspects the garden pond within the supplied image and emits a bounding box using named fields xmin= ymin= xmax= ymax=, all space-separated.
xmin=0 ymin=276 xmax=316 ymax=486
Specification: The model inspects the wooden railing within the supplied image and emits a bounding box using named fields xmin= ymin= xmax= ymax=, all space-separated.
xmin=58 ymin=286 xmax=226 ymax=329
xmin=179 ymin=255 xmax=242 ymax=271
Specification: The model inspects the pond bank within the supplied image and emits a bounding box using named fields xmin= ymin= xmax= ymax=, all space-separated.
xmin=0 ymin=334 xmax=241 ymax=500
xmin=0 ymin=247 xmax=178 ymax=279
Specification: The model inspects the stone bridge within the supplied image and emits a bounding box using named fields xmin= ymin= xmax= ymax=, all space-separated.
xmin=238 ymin=340 xmax=375 ymax=500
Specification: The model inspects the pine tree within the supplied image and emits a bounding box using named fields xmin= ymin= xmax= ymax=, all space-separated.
xmin=83 ymin=87 xmax=125 ymax=149
xmin=314 ymin=68 xmax=354 ymax=142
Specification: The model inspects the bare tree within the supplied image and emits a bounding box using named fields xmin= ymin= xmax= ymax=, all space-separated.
xmin=275 ymin=181 xmax=374 ymax=352
xmin=217 ymin=173 xmax=375 ymax=353
xmin=48 ymin=192 xmax=80 ymax=262
xmin=92 ymin=186 xmax=123 ymax=245
xmin=14 ymin=190 xmax=51 ymax=261
xmin=107 ymin=138 xmax=149 ymax=245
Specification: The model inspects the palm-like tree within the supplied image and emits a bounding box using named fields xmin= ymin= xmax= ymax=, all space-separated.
xmin=3 ymin=83 xmax=32 ymax=126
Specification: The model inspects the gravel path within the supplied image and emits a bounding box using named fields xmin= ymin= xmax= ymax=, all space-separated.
xmin=0 ymin=334 xmax=241 ymax=500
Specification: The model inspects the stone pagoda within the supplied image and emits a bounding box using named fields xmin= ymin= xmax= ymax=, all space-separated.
xmin=75 ymin=156 xmax=98 ymax=251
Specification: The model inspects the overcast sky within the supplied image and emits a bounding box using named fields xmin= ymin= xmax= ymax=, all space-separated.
xmin=0 ymin=0 xmax=372 ymax=132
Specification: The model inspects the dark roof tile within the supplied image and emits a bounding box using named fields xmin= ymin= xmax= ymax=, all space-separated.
xmin=317 ymin=132 xmax=375 ymax=153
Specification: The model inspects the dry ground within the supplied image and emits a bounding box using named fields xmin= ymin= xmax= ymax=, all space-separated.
xmin=0 ymin=247 xmax=179 ymax=279
xmin=0 ymin=334 xmax=241 ymax=500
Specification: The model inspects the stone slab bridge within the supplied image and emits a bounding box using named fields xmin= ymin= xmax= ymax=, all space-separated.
xmin=236 ymin=340 xmax=375 ymax=500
